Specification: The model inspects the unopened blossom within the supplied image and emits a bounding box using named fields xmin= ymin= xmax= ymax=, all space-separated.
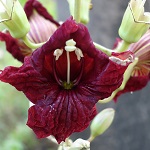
xmin=24 ymin=0 xmax=59 ymax=43
xmin=90 ymin=108 xmax=115 ymax=140
xmin=113 ymin=30 xmax=150 ymax=100
xmin=67 ymin=0 xmax=92 ymax=24
xmin=0 ymin=18 xmax=130 ymax=143
xmin=0 ymin=0 xmax=30 ymax=38
xmin=0 ymin=0 xmax=59 ymax=62
xmin=58 ymin=138 xmax=90 ymax=150
xmin=119 ymin=0 xmax=150 ymax=43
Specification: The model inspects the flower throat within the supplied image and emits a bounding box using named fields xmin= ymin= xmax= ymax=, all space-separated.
xmin=53 ymin=39 xmax=84 ymax=90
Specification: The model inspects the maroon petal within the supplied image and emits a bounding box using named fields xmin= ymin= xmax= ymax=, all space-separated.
xmin=81 ymin=56 xmax=129 ymax=99
xmin=0 ymin=56 xmax=58 ymax=103
xmin=114 ymin=75 xmax=149 ymax=101
xmin=27 ymin=94 xmax=97 ymax=144
xmin=0 ymin=32 xmax=25 ymax=62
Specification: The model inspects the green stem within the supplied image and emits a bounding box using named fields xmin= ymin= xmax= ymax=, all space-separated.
xmin=93 ymin=42 xmax=113 ymax=56
xmin=22 ymin=35 xmax=45 ymax=49
xmin=74 ymin=0 xmax=81 ymax=23
xmin=87 ymin=136 xmax=95 ymax=142
xmin=115 ymin=40 xmax=130 ymax=52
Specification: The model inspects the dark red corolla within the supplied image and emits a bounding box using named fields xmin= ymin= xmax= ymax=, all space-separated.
xmin=0 ymin=18 xmax=130 ymax=143
xmin=0 ymin=0 xmax=59 ymax=62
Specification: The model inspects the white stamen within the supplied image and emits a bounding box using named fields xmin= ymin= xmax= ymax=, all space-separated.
xmin=75 ymin=48 xmax=84 ymax=61
xmin=66 ymin=39 xmax=76 ymax=46
xmin=65 ymin=39 xmax=77 ymax=52
xmin=53 ymin=49 xmax=63 ymax=60
xmin=65 ymin=45 xmax=76 ymax=52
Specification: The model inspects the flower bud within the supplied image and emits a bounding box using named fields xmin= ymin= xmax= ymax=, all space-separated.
xmin=0 ymin=0 xmax=30 ymax=38
xmin=67 ymin=0 xmax=91 ymax=24
xmin=58 ymin=139 xmax=73 ymax=150
xmin=119 ymin=0 xmax=150 ymax=43
xmin=69 ymin=139 xmax=90 ymax=150
xmin=58 ymin=138 xmax=90 ymax=150
xmin=90 ymin=108 xmax=115 ymax=139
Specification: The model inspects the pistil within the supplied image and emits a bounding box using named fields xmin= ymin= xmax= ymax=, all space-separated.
xmin=66 ymin=51 xmax=71 ymax=84
xmin=65 ymin=39 xmax=77 ymax=84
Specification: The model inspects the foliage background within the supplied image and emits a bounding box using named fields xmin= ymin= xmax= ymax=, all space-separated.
xmin=0 ymin=0 xmax=150 ymax=150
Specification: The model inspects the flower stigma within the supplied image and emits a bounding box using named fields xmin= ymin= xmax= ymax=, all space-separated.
xmin=53 ymin=39 xmax=84 ymax=90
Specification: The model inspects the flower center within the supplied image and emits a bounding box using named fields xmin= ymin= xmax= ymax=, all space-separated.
xmin=53 ymin=39 xmax=84 ymax=89
xmin=62 ymin=81 xmax=74 ymax=90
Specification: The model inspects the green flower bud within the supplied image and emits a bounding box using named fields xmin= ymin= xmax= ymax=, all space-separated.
xmin=0 ymin=0 xmax=30 ymax=38
xmin=90 ymin=108 xmax=115 ymax=140
xmin=119 ymin=0 xmax=150 ymax=43
xmin=67 ymin=0 xmax=91 ymax=24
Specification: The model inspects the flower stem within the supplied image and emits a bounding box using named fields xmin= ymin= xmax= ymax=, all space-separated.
xmin=87 ymin=136 xmax=95 ymax=142
xmin=66 ymin=51 xmax=71 ymax=84
xmin=115 ymin=40 xmax=130 ymax=52
xmin=22 ymin=35 xmax=45 ymax=49
xmin=74 ymin=0 xmax=81 ymax=23
xmin=93 ymin=42 xmax=113 ymax=56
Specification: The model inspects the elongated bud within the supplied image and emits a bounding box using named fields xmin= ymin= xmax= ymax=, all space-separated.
xmin=67 ymin=0 xmax=91 ymax=24
xmin=58 ymin=138 xmax=90 ymax=150
xmin=70 ymin=139 xmax=90 ymax=150
xmin=0 ymin=0 xmax=30 ymax=38
xmin=90 ymin=108 xmax=115 ymax=140
xmin=119 ymin=0 xmax=150 ymax=43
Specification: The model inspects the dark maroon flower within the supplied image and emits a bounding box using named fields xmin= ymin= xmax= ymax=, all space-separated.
xmin=113 ymin=30 xmax=150 ymax=101
xmin=0 ymin=18 xmax=129 ymax=143
xmin=0 ymin=0 xmax=59 ymax=62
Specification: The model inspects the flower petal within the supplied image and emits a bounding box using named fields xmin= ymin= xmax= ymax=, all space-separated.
xmin=0 ymin=31 xmax=30 ymax=62
xmin=114 ymin=75 xmax=149 ymax=101
xmin=27 ymin=97 xmax=97 ymax=144
xmin=0 ymin=56 xmax=58 ymax=103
